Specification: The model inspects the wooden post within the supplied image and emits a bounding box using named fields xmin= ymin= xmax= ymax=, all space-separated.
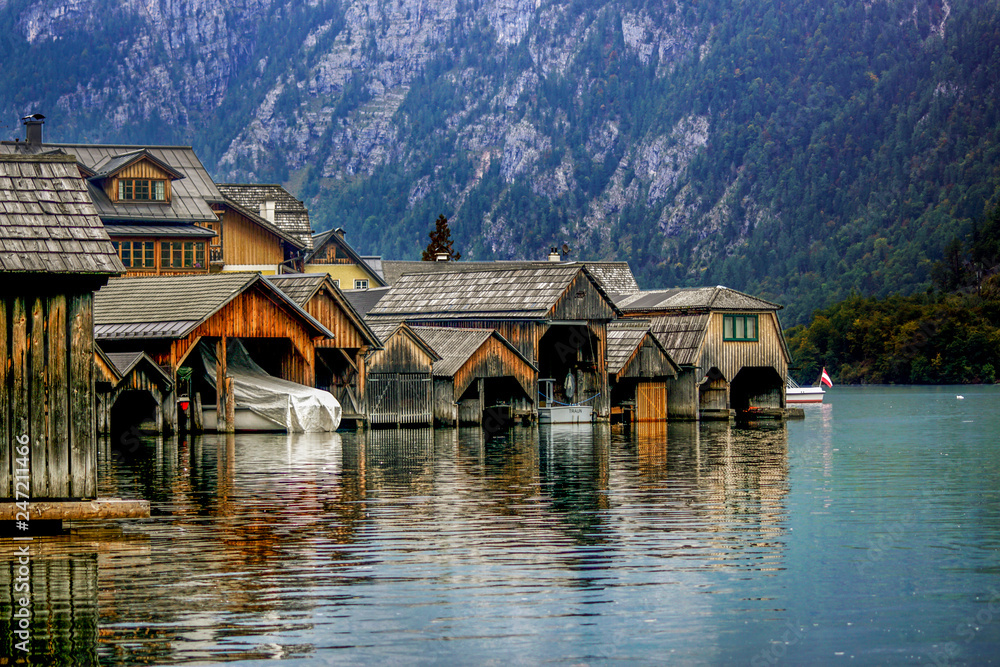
xmin=216 ymin=337 xmax=229 ymax=433
xmin=224 ymin=376 xmax=236 ymax=433
xmin=191 ymin=392 xmax=204 ymax=433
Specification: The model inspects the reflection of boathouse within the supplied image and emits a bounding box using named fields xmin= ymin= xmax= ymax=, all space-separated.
xmin=366 ymin=264 xmax=621 ymax=420
xmin=617 ymin=287 xmax=790 ymax=420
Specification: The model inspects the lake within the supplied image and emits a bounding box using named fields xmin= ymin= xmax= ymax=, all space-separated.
xmin=2 ymin=385 xmax=999 ymax=665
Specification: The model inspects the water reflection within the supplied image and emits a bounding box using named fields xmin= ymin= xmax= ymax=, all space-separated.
xmin=5 ymin=421 xmax=794 ymax=664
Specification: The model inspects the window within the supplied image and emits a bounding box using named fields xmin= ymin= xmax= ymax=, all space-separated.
xmin=161 ymin=241 xmax=206 ymax=269
xmin=112 ymin=240 xmax=155 ymax=269
xmin=723 ymin=314 xmax=758 ymax=341
xmin=354 ymin=279 xmax=369 ymax=289
xmin=118 ymin=178 xmax=166 ymax=201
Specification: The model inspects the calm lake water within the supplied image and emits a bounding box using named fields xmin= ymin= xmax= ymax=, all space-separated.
xmin=3 ymin=385 xmax=1000 ymax=665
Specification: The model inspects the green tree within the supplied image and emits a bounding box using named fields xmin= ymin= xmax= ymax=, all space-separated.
xmin=421 ymin=214 xmax=462 ymax=261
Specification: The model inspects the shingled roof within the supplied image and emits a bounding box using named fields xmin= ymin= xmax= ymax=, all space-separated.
xmin=93 ymin=273 xmax=333 ymax=341
xmin=646 ymin=313 xmax=712 ymax=366
xmin=368 ymin=264 xmax=619 ymax=320
xmin=410 ymin=326 xmax=537 ymax=378
xmin=217 ymin=184 xmax=313 ymax=249
xmin=0 ymin=153 xmax=124 ymax=276
xmin=616 ymin=286 xmax=782 ymax=312
xmin=381 ymin=260 xmax=639 ymax=295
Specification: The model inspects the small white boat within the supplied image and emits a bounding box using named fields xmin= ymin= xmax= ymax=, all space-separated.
xmin=786 ymin=368 xmax=833 ymax=404
xmin=538 ymin=378 xmax=594 ymax=424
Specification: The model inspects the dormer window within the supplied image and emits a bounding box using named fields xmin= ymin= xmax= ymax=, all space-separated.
xmin=119 ymin=178 xmax=166 ymax=201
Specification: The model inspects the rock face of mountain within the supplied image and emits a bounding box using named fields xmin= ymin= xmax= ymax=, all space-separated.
xmin=4 ymin=0 xmax=999 ymax=323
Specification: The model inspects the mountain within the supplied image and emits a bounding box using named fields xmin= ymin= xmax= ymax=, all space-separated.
xmin=3 ymin=0 xmax=1000 ymax=324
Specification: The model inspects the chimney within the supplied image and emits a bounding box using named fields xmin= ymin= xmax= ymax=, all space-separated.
xmin=259 ymin=200 xmax=276 ymax=223
xmin=548 ymin=247 xmax=561 ymax=262
xmin=22 ymin=114 xmax=45 ymax=146
xmin=435 ymin=252 xmax=450 ymax=262
xmin=334 ymin=227 xmax=346 ymax=239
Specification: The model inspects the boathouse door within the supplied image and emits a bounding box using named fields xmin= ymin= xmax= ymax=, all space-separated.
xmin=636 ymin=382 xmax=667 ymax=422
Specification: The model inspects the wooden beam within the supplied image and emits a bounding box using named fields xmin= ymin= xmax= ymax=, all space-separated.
xmin=0 ymin=498 xmax=150 ymax=520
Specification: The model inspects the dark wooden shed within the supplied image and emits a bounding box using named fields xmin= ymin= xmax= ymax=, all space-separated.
xmin=95 ymin=346 xmax=174 ymax=442
xmin=410 ymin=326 xmax=538 ymax=426
xmin=0 ymin=153 xmax=125 ymax=502
xmin=606 ymin=320 xmax=679 ymax=423
xmin=363 ymin=322 xmax=440 ymax=427
xmin=366 ymin=264 xmax=621 ymax=420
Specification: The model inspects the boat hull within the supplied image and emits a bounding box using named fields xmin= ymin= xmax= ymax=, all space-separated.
xmin=202 ymin=407 xmax=286 ymax=431
xmin=786 ymin=387 xmax=825 ymax=404
xmin=538 ymin=405 xmax=593 ymax=424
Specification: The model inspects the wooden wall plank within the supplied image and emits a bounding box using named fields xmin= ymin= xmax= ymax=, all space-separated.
xmin=47 ymin=294 xmax=69 ymax=497
xmin=68 ymin=293 xmax=96 ymax=499
xmin=0 ymin=301 xmax=9 ymax=499
xmin=30 ymin=296 xmax=48 ymax=497
xmin=11 ymin=298 xmax=29 ymax=492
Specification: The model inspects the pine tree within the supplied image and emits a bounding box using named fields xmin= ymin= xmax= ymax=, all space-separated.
xmin=421 ymin=214 xmax=462 ymax=261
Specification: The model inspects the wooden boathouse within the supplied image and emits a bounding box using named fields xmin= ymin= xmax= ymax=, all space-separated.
xmin=363 ymin=322 xmax=440 ymax=427
xmin=266 ymin=273 xmax=382 ymax=422
xmin=616 ymin=287 xmax=790 ymax=419
xmin=95 ymin=347 xmax=175 ymax=441
xmin=92 ymin=273 xmax=334 ymax=433
xmin=409 ymin=326 xmax=538 ymax=426
xmin=606 ymin=320 xmax=679 ymax=423
xmin=0 ymin=153 xmax=147 ymax=521
xmin=366 ymin=264 xmax=622 ymax=420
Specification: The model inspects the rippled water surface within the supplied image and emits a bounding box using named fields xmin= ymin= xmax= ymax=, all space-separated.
xmin=3 ymin=385 xmax=1000 ymax=665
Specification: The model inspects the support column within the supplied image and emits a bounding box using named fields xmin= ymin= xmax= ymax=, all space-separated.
xmin=216 ymin=336 xmax=234 ymax=433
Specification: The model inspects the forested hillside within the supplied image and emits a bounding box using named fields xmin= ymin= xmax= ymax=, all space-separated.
xmin=3 ymin=0 xmax=1000 ymax=324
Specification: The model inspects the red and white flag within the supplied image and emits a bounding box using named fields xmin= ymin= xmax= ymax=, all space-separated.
xmin=820 ymin=368 xmax=833 ymax=387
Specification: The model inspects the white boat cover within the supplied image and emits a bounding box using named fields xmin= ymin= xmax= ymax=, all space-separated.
xmin=200 ymin=339 xmax=341 ymax=432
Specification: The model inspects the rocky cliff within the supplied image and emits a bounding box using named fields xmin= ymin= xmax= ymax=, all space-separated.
xmin=4 ymin=0 xmax=999 ymax=323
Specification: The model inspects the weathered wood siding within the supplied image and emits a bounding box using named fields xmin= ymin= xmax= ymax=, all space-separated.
xmin=618 ymin=337 xmax=676 ymax=380
xmin=451 ymin=336 xmax=535 ymax=402
xmin=217 ymin=206 xmax=285 ymax=266
xmin=665 ymin=370 xmax=699 ymax=421
xmin=700 ymin=312 xmax=789 ymax=384
xmin=307 ymin=288 xmax=369 ymax=350
xmin=1 ymin=293 xmax=96 ymax=500
xmin=548 ymin=272 xmax=618 ymax=322
xmin=168 ymin=285 xmax=317 ymax=387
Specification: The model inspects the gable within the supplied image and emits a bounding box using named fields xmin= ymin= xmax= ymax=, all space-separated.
xmin=548 ymin=271 xmax=618 ymax=321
